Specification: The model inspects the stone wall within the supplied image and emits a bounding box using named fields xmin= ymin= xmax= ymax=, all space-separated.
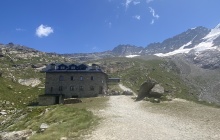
xmin=38 ymin=96 xmax=56 ymax=106
xmin=44 ymin=72 xmax=108 ymax=98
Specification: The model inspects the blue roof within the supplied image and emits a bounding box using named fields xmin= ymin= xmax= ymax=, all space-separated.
xmin=41 ymin=63 xmax=103 ymax=73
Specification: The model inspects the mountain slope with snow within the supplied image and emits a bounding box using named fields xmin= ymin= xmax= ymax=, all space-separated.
xmin=154 ymin=24 xmax=220 ymax=57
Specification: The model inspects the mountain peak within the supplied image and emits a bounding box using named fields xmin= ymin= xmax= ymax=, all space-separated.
xmin=112 ymin=45 xmax=144 ymax=56
xmin=214 ymin=23 xmax=220 ymax=29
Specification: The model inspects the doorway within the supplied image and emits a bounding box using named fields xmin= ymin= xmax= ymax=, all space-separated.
xmin=55 ymin=96 xmax=60 ymax=104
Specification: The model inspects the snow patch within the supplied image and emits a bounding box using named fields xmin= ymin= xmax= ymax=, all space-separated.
xmin=203 ymin=24 xmax=220 ymax=41
xmin=154 ymin=41 xmax=192 ymax=57
xmin=154 ymin=24 xmax=220 ymax=57
xmin=126 ymin=55 xmax=140 ymax=58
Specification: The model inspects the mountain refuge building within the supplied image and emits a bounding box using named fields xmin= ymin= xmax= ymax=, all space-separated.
xmin=39 ymin=63 xmax=108 ymax=105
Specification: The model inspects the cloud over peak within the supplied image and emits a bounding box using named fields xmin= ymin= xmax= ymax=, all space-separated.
xmin=36 ymin=24 xmax=54 ymax=38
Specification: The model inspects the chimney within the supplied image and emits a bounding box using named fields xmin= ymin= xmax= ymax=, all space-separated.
xmin=50 ymin=63 xmax=56 ymax=70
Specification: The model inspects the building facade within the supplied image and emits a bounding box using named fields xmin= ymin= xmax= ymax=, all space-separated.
xmin=39 ymin=63 xmax=108 ymax=105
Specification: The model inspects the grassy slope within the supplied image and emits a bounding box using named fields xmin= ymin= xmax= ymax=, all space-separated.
xmin=0 ymin=56 xmax=45 ymax=108
xmin=95 ymin=57 xmax=197 ymax=101
xmin=0 ymin=52 xmax=109 ymax=139
xmin=1 ymin=96 xmax=108 ymax=139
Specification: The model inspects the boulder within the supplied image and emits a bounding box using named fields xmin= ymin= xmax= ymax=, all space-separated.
xmin=40 ymin=123 xmax=49 ymax=132
xmin=60 ymin=137 xmax=68 ymax=140
xmin=18 ymin=78 xmax=41 ymax=87
xmin=136 ymin=79 xmax=157 ymax=101
xmin=0 ymin=111 xmax=7 ymax=115
xmin=149 ymin=84 xmax=165 ymax=98
xmin=31 ymin=63 xmax=44 ymax=68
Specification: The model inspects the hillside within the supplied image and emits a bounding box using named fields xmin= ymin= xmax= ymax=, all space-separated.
xmin=95 ymin=57 xmax=198 ymax=101
xmin=1 ymin=42 xmax=220 ymax=139
xmin=0 ymin=44 xmax=107 ymax=139
xmin=0 ymin=44 xmax=74 ymax=108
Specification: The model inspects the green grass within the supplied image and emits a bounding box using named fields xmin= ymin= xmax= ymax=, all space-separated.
xmin=1 ymin=97 xmax=109 ymax=140
xmin=29 ymin=106 xmax=95 ymax=140
xmin=0 ymin=76 xmax=43 ymax=108
xmin=97 ymin=57 xmax=197 ymax=101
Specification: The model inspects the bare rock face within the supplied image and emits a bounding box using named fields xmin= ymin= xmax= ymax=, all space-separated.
xmin=0 ymin=130 xmax=33 ymax=140
xmin=186 ymin=50 xmax=220 ymax=69
xmin=149 ymin=84 xmax=165 ymax=98
xmin=136 ymin=79 xmax=157 ymax=101
xmin=18 ymin=78 xmax=41 ymax=87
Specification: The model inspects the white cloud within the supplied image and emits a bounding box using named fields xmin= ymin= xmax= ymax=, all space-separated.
xmin=149 ymin=7 xmax=159 ymax=24
xmin=125 ymin=0 xmax=133 ymax=9
xmin=146 ymin=0 xmax=154 ymax=3
xmin=133 ymin=15 xmax=141 ymax=20
xmin=92 ymin=46 xmax=97 ymax=50
xmin=36 ymin=24 xmax=54 ymax=38
xmin=151 ymin=19 xmax=155 ymax=24
xmin=109 ymin=22 xmax=112 ymax=28
xmin=16 ymin=28 xmax=25 ymax=31
xmin=149 ymin=7 xmax=159 ymax=19
xmin=125 ymin=0 xmax=141 ymax=9
xmin=133 ymin=1 xmax=140 ymax=5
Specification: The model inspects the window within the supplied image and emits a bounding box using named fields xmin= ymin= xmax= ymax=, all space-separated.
xmin=59 ymin=86 xmax=63 ymax=91
xmin=60 ymin=66 xmax=66 ymax=70
xmin=90 ymin=86 xmax=94 ymax=91
xmin=79 ymin=86 xmax=83 ymax=91
xmin=80 ymin=76 xmax=83 ymax=81
xmin=71 ymin=76 xmax=74 ymax=81
xmin=91 ymin=76 xmax=94 ymax=81
xmin=50 ymin=87 xmax=53 ymax=92
xmin=70 ymin=86 xmax=74 ymax=91
xmin=59 ymin=76 xmax=64 ymax=81
xmin=70 ymin=66 xmax=75 ymax=70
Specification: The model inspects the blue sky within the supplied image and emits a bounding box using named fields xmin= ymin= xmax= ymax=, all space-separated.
xmin=0 ymin=0 xmax=220 ymax=53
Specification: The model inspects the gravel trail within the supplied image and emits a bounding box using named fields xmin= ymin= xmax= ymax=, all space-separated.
xmin=84 ymin=95 xmax=220 ymax=140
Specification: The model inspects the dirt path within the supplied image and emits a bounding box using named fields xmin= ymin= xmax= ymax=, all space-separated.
xmin=84 ymin=95 xmax=220 ymax=140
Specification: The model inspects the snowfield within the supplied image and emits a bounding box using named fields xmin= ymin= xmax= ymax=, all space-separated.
xmin=154 ymin=24 xmax=220 ymax=57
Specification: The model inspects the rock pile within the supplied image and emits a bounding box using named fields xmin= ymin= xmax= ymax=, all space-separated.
xmin=0 ymin=130 xmax=33 ymax=140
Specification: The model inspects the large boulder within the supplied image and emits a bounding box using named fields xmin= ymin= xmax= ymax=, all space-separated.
xmin=149 ymin=84 xmax=165 ymax=98
xmin=136 ymin=79 xmax=157 ymax=101
xmin=18 ymin=78 xmax=41 ymax=87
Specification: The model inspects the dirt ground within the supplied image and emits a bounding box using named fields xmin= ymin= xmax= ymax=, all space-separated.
xmin=83 ymin=95 xmax=220 ymax=140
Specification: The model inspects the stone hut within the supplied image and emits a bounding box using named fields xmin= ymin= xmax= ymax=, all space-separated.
xmin=39 ymin=63 xmax=108 ymax=105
